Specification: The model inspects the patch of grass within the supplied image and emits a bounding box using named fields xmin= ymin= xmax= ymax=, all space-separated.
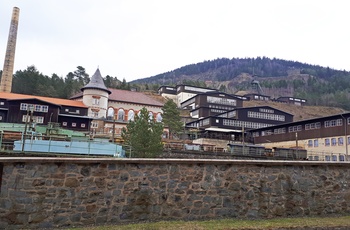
xmin=69 ymin=216 xmax=350 ymax=230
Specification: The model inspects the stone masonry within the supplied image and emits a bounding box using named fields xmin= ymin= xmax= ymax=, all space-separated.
xmin=0 ymin=158 xmax=350 ymax=229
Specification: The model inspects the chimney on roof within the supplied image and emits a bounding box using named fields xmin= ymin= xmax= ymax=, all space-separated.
xmin=0 ymin=7 xmax=20 ymax=93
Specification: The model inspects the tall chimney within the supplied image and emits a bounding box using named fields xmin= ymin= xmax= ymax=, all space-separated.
xmin=0 ymin=7 xmax=20 ymax=93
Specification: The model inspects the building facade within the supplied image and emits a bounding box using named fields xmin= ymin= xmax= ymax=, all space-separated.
xmin=250 ymin=113 xmax=350 ymax=161
xmin=186 ymin=106 xmax=293 ymax=142
xmin=0 ymin=92 xmax=91 ymax=131
xmin=71 ymin=69 xmax=164 ymax=137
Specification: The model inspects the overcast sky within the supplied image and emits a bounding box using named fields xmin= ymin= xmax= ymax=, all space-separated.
xmin=0 ymin=0 xmax=349 ymax=82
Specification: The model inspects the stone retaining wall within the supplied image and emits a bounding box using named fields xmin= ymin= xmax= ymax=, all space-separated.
xmin=0 ymin=157 xmax=350 ymax=229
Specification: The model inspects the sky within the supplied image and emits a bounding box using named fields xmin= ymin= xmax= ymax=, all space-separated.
xmin=0 ymin=1 xmax=349 ymax=82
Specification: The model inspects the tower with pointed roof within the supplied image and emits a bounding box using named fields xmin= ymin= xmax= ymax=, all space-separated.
xmin=81 ymin=68 xmax=111 ymax=118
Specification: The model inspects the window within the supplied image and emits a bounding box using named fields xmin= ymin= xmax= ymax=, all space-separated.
xmin=81 ymin=123 xmax=86 ymax=128
xmin=20 ymin=103 xmax=48 ymax=112
xmin=288 ymin=125 xmax=302 ymax=132
xmin=314 ymin=139 xmax=319 ymax=147
xmin=0 ymin=116 xmax=2 ymax=121
xmin=92 ymin=98 xmax=100 ymax=105
xmin=117 ymin=109 xmax=125 ymax=121
xmin=22 ymin=115 xmax=44 ymax=124
xmin=325 ymin=155 xmax=331 ymax=161
xmin=305 ymin=122 xmax=321 ymax=130
xmin=338 ymin=137 xmax=344 ymax=146
xmin=307 ymin=140 xmax=313 ymax=147
xmin=148 ymin=112 xmax=154 ymax=121
xmin=337 ymin=119 xmax=343 ymax=126
xmin=91 ymin=121 xmax=98 ymax=128
xmin=331 ymin=138 xmax=337 ymax=146
xmin=72 ymin=123 xmax=76 ymax=127
xmin=332 ymin=155 xmax=337 ymax=161
xmin=92 ymin=111 xmax=99 ymax=118
xmin=128 ymin=110 xmax=135 ymax=121
xmin=62 ymin=122 xmax=67 ymax=126
xmin=325 ymin=119 xmax=343 ymax=128
xmin=340 ymin=155 xmax=345 ymax=161
xmin=156 ymin=113 xmax=162 ymax=122
xmin=35 ymin=116 xmax=44 ymax=124
xmin=20 ymin=103 xmax=28 ymax=111
xmin=325 ymin=138 xmax=330 ymax=146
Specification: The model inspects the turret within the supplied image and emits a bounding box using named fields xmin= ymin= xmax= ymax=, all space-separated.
xmin=81 ymin=68 xmax=111 ymax=118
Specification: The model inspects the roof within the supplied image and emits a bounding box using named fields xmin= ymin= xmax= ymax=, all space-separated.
xmin=108 ymin=88 xmax=164 ymax=107
xmin=71 ymin=88 xmax=164 ymax=107
xmin=81 ymin=68 xmax=111 ymax=94
xmin=0 ymin=92 xmax=88 ymax=108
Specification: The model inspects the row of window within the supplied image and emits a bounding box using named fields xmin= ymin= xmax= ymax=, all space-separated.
xmin=62 ymin=122 xmax=86 ymax=128
xmin=210 ymin=109 xmax=226 ymax=113
xmin=113 ymin=109 xmax=162 ymax=122
xmin=208 ymin=104 xmax=233 ymax=111
xmin=20 ymin=103 xmax=48 ymax=113
xmin=256 ymin=118 xmax=348 ymax=136
xmin=309 ymin=155 xmax=346 ymax=161
xmin=307 ymin=137 xmax=350 ymax=147
xmin=21 ymin=115 xmax=87 ymax=128
xmin=22 ymin=115 xmax=44 ymax=124
xmin=305 ymin=122 xmax=321 ymax=130
xmin=325 ymin=119 xmax=342 ymax=128
xmin=218 ymin=111 xmax=236 ymax=118
xmin=207 ymin=96 xmax=236 ymax=106
xmin=223 ymin=119 xmax=270 ymax=129
xmin=248 ymin=111 xmax=285 ymax=122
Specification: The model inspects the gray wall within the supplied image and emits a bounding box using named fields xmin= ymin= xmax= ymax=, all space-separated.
xmin=1 ymin=158 xmax=350 ymax=229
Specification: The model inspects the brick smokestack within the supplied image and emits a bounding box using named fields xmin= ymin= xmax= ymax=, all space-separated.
xmin=0 ymin=7 xmax=20 ymax=93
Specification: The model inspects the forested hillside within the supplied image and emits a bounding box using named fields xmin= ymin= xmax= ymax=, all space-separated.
xmin=132 ymin=57 xmax=350 ymax=110
xmin=2 ymin=57 xmax=350 ymax=110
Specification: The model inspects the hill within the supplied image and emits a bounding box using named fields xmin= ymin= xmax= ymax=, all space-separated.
xmin=132 ymin=57 xmax=350 ymax=110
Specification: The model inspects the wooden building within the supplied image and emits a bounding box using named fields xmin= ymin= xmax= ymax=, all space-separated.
xmin=273 ymin=97 xmax=307 ymax=106
xmin=250 ymin=112 xmax=350 ymax=161
xmin=186 ymin=105 xmax=293 ymax=142
xmin=0 ymin=92 xmax=91 ymax=131
xmin=244 ymin=93 xmax=271 ymax=101
xmin=181 ymin=92 xmax=245 ymax=119
xmin=159 ymin=84 xmax=218 ymax=107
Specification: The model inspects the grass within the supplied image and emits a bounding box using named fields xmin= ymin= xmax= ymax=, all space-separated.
xmin=69 ymin=216 xmax=350 ymax=230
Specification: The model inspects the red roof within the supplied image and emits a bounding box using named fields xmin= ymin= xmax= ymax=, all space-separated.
xmin=108 ymin=88 xmax=163 ymax=107
xmin=0 ymin=92 xmax=87 ymax=108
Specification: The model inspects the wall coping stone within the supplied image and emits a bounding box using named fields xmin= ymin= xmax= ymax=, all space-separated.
xmin=1 ymin=157 xmax=350 ymax=167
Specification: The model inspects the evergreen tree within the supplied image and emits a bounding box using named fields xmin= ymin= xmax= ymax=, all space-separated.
xmin=121 ymin=107 xmax=163 ymax=158
xmin=162 ymin=99 xmax=183 ymax=139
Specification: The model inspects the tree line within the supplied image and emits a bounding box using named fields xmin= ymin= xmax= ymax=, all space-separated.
xmin=0 ymin=65 xmax=147 ymax=99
